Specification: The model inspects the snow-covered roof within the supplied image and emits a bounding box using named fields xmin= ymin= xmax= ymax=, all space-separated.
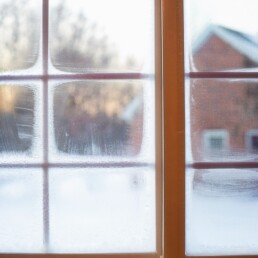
xmin=120 ymin=94 xmax=142 ymax=122
xmin=193 ymin=24 xmax=258 ymax=64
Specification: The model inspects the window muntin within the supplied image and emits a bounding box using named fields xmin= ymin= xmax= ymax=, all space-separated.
xmin=0 ymin=0 xmax=161 ymax=255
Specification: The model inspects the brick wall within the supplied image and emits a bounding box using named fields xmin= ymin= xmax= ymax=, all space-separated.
xmin=190 ymin=34 xmax=258 ymax=160
xmin=193 ymin=35 xmax=256 ymax=71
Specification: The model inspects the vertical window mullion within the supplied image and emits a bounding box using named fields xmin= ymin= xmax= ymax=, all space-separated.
xmin=42 ymin=0 xmax=50 ymax=251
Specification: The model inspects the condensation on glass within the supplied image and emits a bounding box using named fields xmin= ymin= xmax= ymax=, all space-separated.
xmin=0 ymin=169 xmax=43 ymax=253
xmin=0 ymin=0 xmax=156 ymax=254
xmin=0 ymin=84 xmax=42 ymax=163
xmin=53 ymin=81 xmax=143 ymax=156
xmin=186 ymin=168 xmax=258 ymax=255
xmin=49 ymin=167 xmax=156 ymax=253
xmin=186 ymin=79 xmax=258 ymax=254
xmin=185 ymin=0 xmax=258 ymax=72
xmin=0 ymin=0 xmax=40 ymax=73
xmin=185 ymin=0 xmax=258 ymax=255
xmin=49 ymin=79 xmax=155 ymax=163
xmin=49 ymin=0 xmax=154 ymax=73
xmin=188 ymin=79 xmax=258 ymax=162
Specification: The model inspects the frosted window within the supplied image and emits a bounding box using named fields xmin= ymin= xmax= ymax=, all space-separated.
xmin=52 ymin=81 xmax=143 ymax=156
xmin=188 ymin=79 xmax=258 ymax=162
xmin=202 ymin=129 xmax=229 ymax=154
xmin=50 ymin=0 xmax=154 ymax=73
xmin=185 ymin=0 xmax=258 ymax=255
xmin=0 ymin=84 xmax=42 ymax=162
xmin=49 ymin=79 xmax=155 ymax=163
xmin=246 ymin=130 xmax=258 ymax=152
xmin=186 ymin=169 xmax=258 ymax=255
xmin=0 ymin=0 xmax=40 ymax=72
xmin=0 ymin=169 xmax=43 ymax=253
xmin=186 ymin=79 xmax=258 ymax=255
xmin=185 ymin=0 xmax=258 ymax=71
xmin=49 ymin=167 xmax=156 ymax=253
xmin=0 ymin=85 xmax=34 ymax=152
xmin=0 ymin=0 xmax=157 ymax=254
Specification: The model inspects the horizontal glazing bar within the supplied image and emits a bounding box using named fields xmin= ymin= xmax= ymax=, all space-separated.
xmin=188 ymin=162 xmax=258 ymax=169
xmin=0 ymin=253 xmax=159 ymax=258
xmin=187 ymin=72 xmax=258 ymax=79
xmin=0 ymin=73 xmax=154 ymax=81
xmin=0 ymin=162 xmax=155 ymax=169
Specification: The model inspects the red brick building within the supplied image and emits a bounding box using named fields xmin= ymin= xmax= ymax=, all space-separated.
xmin=191 ymin=25 xmax=258 ymax=160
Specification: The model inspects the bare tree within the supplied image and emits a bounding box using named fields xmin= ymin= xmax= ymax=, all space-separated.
xmin=0 ymin=0 xmax=39 ymax=71
xmin=0 ymin=1 xmax=142 ymax=155
xmin=50 ymin=1 xmax=119 ymax=72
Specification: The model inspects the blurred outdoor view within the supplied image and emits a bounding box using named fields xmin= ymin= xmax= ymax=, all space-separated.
xmin=0 ymin=0 xmax=151 ymax=157
xmin=185 ymin=0 xmax=258 ymax=165
xmin=0 ymin=0 xmax=39 ymax=72
xmin=54 ymin=81 xmax=143 ymax=156
xmin=0 ymin=0 xmax=38 ymax=155
xmin=190 ymin=79 xmax=258 ymax=161
xmin=0 ymin=0 xmax=155 ymax=253
xmin=186 ymin=0 xmax=258 ymax=255
xmin=0 ymin=85 xmax=34 ymax=153
xmin=50 ymin=0 xmax=153 ymax=72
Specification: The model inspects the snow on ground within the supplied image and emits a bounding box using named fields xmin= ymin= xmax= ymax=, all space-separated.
xmin=49 ymin=167 xmax=156 ymax=253
xmin=186 ymin=170 xmax=258 ymax=255
xmin=0 ymin=167 xmax=155 ymax=253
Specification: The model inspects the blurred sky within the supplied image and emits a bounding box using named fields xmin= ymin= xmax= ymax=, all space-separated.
xmin=0 ymin=0 xmax=154 ymax=62
xmin=51 ymin=0 xmax=154 ymax=59
xmin=187 ymin=0 xmax=258 ymax=38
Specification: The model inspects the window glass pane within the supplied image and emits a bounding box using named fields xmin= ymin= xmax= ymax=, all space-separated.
xmin=49 ymin=167 xmax=156 ymax=253
xmin=49 ymin=80 xmax=155 ymax=162
xmin=187 ymin=79 xmax=258 ymax=162
xmin=0 ymin=0 xmax=158 ymax=254
xmin=53 ymin=81 xmax=142 ymax=156
xmin=49 ymin=0 xmax=154 ymax=73
xmin=0 ymin=84 xmax=42 ymax=162
xmin=186 ymin=168 xmax=258 ymax=255
xmin=0 ymin=0 xmax=40 ymax=72
xmin=185 ymin=0 xmax=258 ymax=71
xmin=0 ymin=169 xmax=43 ymax=253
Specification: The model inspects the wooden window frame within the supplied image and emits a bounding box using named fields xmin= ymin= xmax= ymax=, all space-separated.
xmin=164 ymin=0 xmax=258 ymax=258
xmin=163 ymin=0 xmax=185 ymax=258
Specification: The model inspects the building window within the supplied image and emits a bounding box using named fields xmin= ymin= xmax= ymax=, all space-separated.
xmin=0 ymin=0 xmax=161 ymax=256
xmin=184 ymin=0 xmax=258 ymax=256
xmin=202 ymin=129 xmax=229 ymax=157
xmin=246 ymin=130 xmax=258 ymax=153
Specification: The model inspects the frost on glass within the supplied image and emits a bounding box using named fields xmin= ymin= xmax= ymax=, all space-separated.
xmin=0 ymin=0 xmax=40 ymax=72
xmin=52 ymin=81 xmax=143 ymax=157
xmin=50 ymin=0 xmax=154 ymax=73
xmin=0 ymin=85 xmax=37 ymax=160
xmin=49 ymin=167 xmax=156 ymax=253
xmin=185 ymin=0 xmax=258 ymax=71
xmin=0 ymin=169 xmax=43 ymax=253
xmin=189 ymin=79 xmax=258 ymax=161
xmin=186 ymin=169 xmax=258 ymax=255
